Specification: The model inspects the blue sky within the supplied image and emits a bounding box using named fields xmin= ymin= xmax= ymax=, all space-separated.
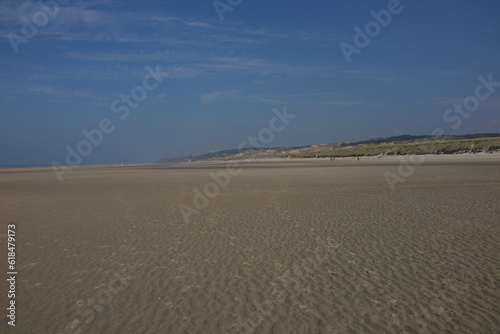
xmin=1 ymin=0 xmax=499 ymax=166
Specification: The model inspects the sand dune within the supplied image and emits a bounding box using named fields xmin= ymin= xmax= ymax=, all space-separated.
xmin=1 ymin=156 xmax=499 ymax=333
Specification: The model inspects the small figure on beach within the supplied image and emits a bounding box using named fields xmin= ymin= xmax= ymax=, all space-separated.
xmin=357 ymin=157 xmax=359 ymax=161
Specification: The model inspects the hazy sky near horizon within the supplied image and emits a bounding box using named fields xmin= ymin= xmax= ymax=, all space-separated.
xmin=1 ymin=0 xmax=499 ymax=166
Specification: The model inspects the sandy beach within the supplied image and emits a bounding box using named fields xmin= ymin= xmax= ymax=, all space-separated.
xmin=1 ymin=155 xmax=499 ymax=333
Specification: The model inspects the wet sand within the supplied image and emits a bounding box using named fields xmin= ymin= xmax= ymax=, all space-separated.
xmin=1 ymin=155 xmax=499 ymax=333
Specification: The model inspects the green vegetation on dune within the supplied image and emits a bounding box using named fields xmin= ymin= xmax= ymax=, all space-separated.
xmin=157 ymin=134 xmax=500 ymax=162
xmin=211 ymin=136 xmax=500 ymax=160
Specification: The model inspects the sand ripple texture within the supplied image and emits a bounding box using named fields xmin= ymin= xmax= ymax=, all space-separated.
xmin=0 ymin=157 xmax=499 ymax=333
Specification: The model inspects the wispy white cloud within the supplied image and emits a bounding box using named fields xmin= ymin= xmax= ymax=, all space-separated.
xmin=240 ymin=27 xmax=331 ymax=43
xmin=64 ymin=51 xmax=172 ymax=62
xmin=200 ymin=90 xmax=239 ymax=104
xmin=1 ymin=0 xmax=347 ymax=90
xmin=334 ymin=69 xmax=409 ymax=85
xmin=198 ymin=56 xmax=336 ymax=78
xmin=0 ymin=1 xmax=42 ymax=27
xmin=324 ymin=101 xmax=367 ymax=106
xmin=439 ymin=98 xmax=500 ymax=108
xmin=28 ymin=84 xmax=103 ymax=101
xmin=125 ymin=13 xmax=215 ymax=29
xmin=1 ymin=0 xmax=336 ymax=55
xmin=201 ymin=91 xmax=338 ymax=105
xmin=323 ymin=100 xmax=383 ymax=107
xmin=0 ymin=0 xmax=116 ymax=30
xmin=0 ymin=83 xmax=107 ymax=104
xmin=61 ymin=50 xmax=337 ymax=79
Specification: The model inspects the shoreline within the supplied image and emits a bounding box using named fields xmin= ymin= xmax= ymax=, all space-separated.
xmin=1 ymin=151 xmax=500 ymax=172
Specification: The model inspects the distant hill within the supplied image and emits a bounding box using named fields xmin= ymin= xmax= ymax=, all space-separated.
xmin=157 ymin=133 xmax=500 ymax=163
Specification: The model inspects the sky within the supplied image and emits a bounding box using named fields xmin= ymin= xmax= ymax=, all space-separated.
xmin=1 ymin=0 xmax=499 ymax=166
